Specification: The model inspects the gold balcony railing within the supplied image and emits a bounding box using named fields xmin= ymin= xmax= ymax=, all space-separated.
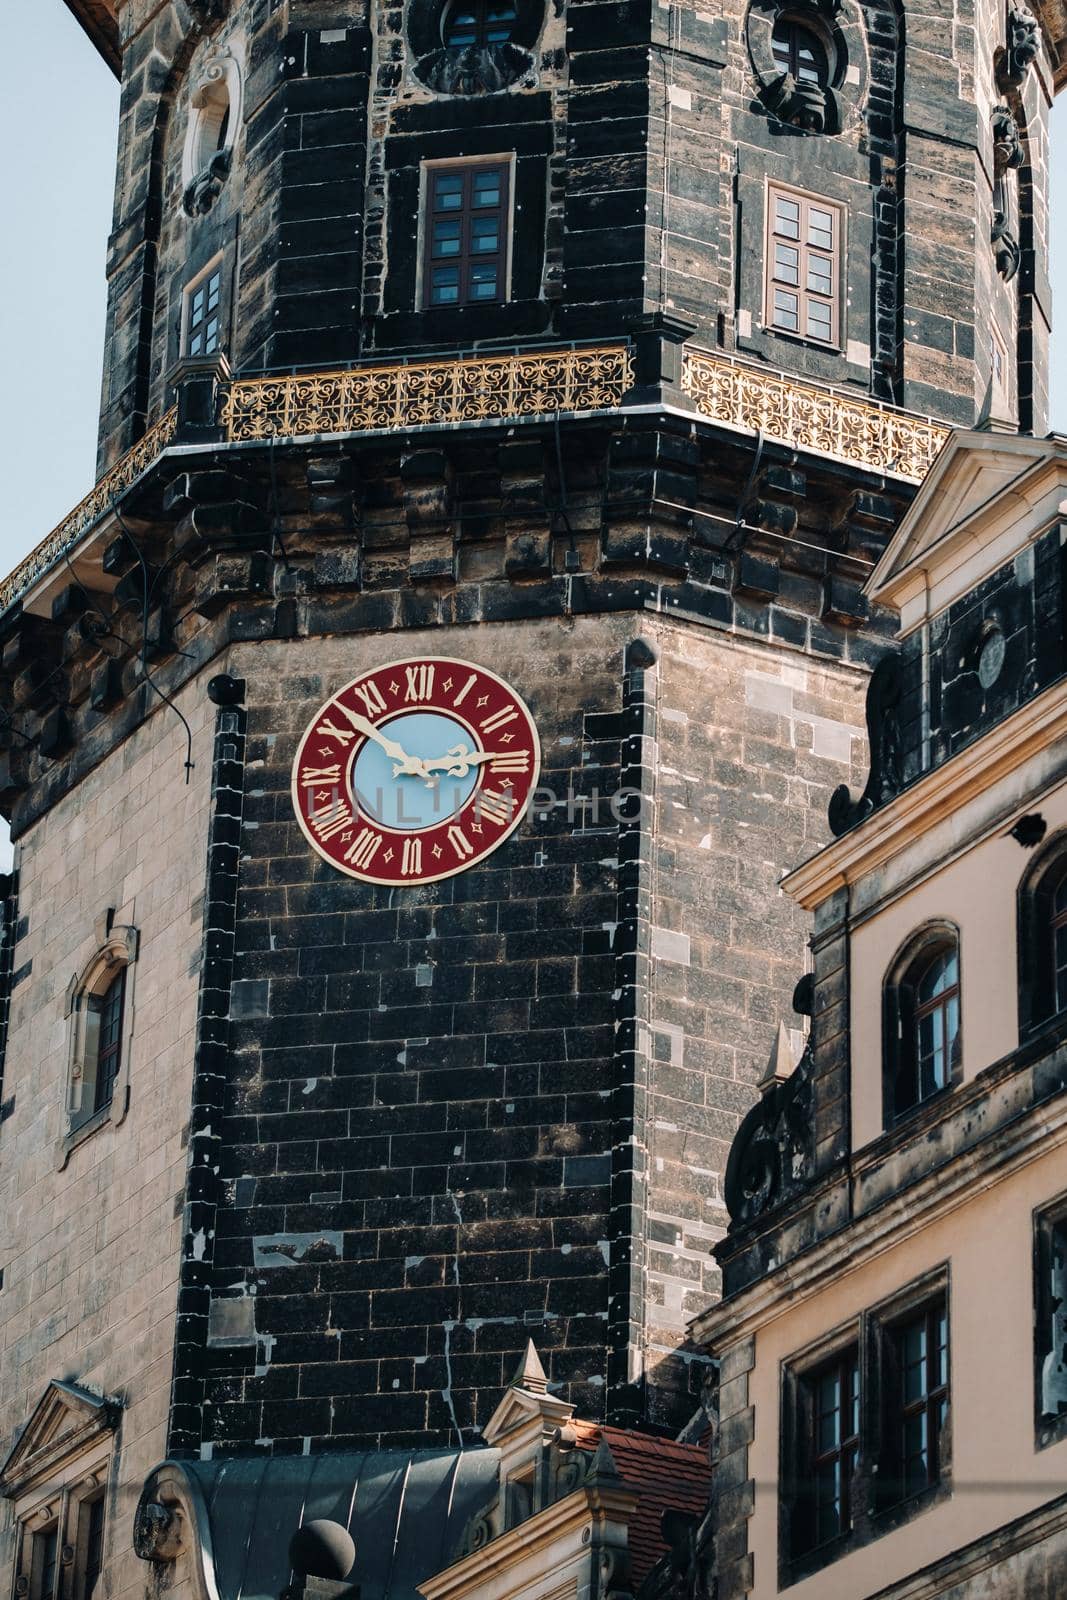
xmin=0 ymin=407 xmax=179 ymax=615
xmin=682 ymin=348 xmax=949 ymax=484
xmin=0 ymin=341 xmax=952 ymax=617
xmin=221 ymin=344 xmax=634 ymax=440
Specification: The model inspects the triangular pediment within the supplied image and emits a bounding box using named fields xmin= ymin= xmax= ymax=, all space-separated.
xmin=0 ymin=1382 xmax=119 ymax=1500
xmin=868 ymin=432 xmax=1067 ymax=613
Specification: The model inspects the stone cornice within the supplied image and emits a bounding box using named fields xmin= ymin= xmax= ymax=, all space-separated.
xmin=781 ymin=671 xmax=1067 ymax=911
xmin=690 ymin=1041 xmax=1067 ymax=1347
xmin=418 ymin=1482 xmax=639 ymax=1600
xmin=61 ymin=0 xmax=120 ymax=75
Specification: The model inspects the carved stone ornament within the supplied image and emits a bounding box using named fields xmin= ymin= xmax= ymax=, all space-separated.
xmin=181 ymin=52 xmax=242 ymax=218
xmin=417 ymin=42 xmax=534 ymax=95
xmin=828 ymin=652 xmax=904 ymax=836
xmin=997 ymin=3 xmax=1041 ymax=87
xmin=991 ymin=209 xmax=1022 ymax=281
xmin=763 ymin=73 xmax=837 ymax=134
xmin=991 ymin=104 xmax=1024 ymax=173
xmin=133 ymin=1501 xmax=184 ymax=1562
xmin=724 ymin=1040 xmax=814 ymax=1226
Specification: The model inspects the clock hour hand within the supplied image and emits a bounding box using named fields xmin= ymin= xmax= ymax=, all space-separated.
xmin=337 ymin=705 xmax=430 ymax=779
xmin=420 ymin=744 xmax=496 ymax=780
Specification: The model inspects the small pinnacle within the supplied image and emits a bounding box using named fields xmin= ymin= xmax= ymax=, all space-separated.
xmin=760 ymin=1020 xmax=796 ymax=1096
xmin=509 ymin=1338 xmax=548 ymax=1394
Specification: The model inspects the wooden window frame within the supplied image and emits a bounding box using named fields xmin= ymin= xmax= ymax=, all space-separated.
xmin=882 ymin=922 xmax=962 ymax=1128
xmin=182 ymin=256 xmax=225 ymax=359
xmin=780 ymin=1269 xmax=951 ymax=1586
xmin=764 ymin=183 xmax=843 ymax=349
xmin=59 ymin=922 xmax=138 ymax=1166
xmin=91 ymin=967 xmax=126 ymax=1117
xmin=1035 ymin=1190 xmax=1067 ymax=1448
xmin=1016 ymin=830 xmax=1067 ymax=1039
xmin=421 ymin=159 xmax=511 ymax=311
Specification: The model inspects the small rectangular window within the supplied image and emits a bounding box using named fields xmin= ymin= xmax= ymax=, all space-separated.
xmin=780 ymin=1271 xmax=950 ymax=1584
xmin=1036 ymin=1199 xmax=1067 ymax=1447
xmin=183 ymin=261 xmax=224 ymax=357
xmin=791 ymin=1345 xmax=860 ymax=1556
xmin=766 ymin=186 xmax=842 ymax=347
xmin=884 ymin=1299 xmax=949 ymax=1505
xmin=423 ymin=162 xmax=510 ymax=310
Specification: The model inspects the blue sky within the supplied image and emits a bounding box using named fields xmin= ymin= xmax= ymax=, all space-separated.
xmin=1 ymin=2 xmax=1065 ymax=579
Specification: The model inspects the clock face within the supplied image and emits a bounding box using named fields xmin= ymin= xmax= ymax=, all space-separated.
xmin=291 ymin=656 xmax=541 ymax=885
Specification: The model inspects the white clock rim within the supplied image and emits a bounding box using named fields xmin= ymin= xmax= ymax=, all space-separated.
xmin=291 ymin=654 xmax=543 ymax=886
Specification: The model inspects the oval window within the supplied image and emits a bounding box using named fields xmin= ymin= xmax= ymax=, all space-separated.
xmin=771 ymin=17 xmax=830 ymax=86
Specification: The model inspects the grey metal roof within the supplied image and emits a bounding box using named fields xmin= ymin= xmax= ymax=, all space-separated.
xmin=183 ymin=1450 xmax=500 ymax=1600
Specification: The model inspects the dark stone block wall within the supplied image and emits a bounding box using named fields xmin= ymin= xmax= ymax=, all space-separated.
xmin=95 ymin=0 xmax=1055 ymax=468
xmin=168 ymin=607 xmax=869 ymax=1452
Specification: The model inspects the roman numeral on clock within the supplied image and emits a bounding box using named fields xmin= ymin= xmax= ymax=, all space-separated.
xmin=452 ymin=673 xmax=478 ymax=707
xmin=401 ymin=837 xmax=422 ymax=877
xmin=404 ymin=664 xmax=435 ymax=702
xmin=316 ymin=718 xmax=355 ymax=747
xmin=351 ymin=680 xmax=387 ymax=718
xmin=480 ymin=705 xmax=519 ymax=735
xmin=478 ymin=790 xmax=513 ymax=826
xmin=308 ymin=798 xmax=353 ymax=842
xmin=489 ymin=751 xmax=530 ymax=775
xmin=344 ymin=827 xmax=382 ymax=870
xmin=447 ymin=825 xmax=474 ymax=860
xmin=299 ymin=765 xmax=342 ymax=787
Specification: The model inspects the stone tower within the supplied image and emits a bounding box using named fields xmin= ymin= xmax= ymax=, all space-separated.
xmin=0 ymin=4 xmax=1064 ymax=1599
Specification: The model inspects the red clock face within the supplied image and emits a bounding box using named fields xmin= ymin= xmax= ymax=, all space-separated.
xmin=291 ymin=657 xmax=541 ymax=885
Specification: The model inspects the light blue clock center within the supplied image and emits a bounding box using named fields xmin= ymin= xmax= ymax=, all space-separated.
xmin=351 ymin=710 xmax=480 ymax=830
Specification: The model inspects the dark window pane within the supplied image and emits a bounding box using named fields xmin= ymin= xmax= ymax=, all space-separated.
xmin=469 ymin=263 xmax=500 ymax=298
xmin=432 ymin=219 xmax=462 ymax=256
xmin=472 ymin=172 xmax=502 ymax=207
xmin=434 ymin=175 xmax=464 ymax=209
xmin=93 ymin=968 xmax=125 ymax=1113
xmin=443 ymin=0 xmax=516 ymax=48
xmin=84 ymin=1498 xmax=106 ymax=1600
xmin=470 ymin=215 xmax=500 ymax=252
xmin=38 ymin=1527 xmax=59 ymax=1600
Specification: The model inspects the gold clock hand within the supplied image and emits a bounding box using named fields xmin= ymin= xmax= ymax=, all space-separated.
xmin=420 ymin=744 xmax=496 ymax=779
xmin=337 ymin=705 xmax=429 ymax=778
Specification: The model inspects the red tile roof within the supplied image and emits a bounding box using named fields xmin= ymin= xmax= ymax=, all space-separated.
xmin=569 ymin=1422 xmax=712 ymax=1589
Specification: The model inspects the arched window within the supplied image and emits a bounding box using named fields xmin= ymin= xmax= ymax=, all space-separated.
xmin=88 ymin=968 xmax=127 ymax=1119
xmin=1017 ymin=833 xmax=1067 ymax=1036
xmin=1051 ymin=870 xmax=1067 ymax=1014
xmin=62 ymin=920 xmax=138 ymax=1159
xmin=771 ymin=17 xmax=830 ymax=87
xmin=883 ymin=925 xmax=961 ymax=1124
xmin=441 ymin=0 xmax=518 ymax=49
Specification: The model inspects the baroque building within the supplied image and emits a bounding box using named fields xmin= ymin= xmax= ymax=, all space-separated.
xmin=0 ymin=2 xmax=1064 ymax=1600
xmin=698 ymin=431 xmax=1067 ymax=1598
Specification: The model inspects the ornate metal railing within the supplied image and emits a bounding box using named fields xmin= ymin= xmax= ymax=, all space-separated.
xmin=0 ymin=407 xmax=179 ymax=615
xmin=222 ymin=344 xmax=634 ymax=441
xmin=0 ymin=341 xmax=952 ymax=616
xmin=682 ymin=348 xmax=949 ymax=484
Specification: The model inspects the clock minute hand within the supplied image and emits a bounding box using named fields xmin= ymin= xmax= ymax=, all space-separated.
xmin=337 ymin=705 xmax=429 ymax=778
